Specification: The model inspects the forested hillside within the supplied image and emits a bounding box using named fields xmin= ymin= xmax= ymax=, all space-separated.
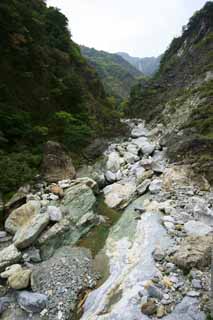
xmin=80 ymin=46 xmax=143 ymax=101
xmin=0 ymin=0 xmax=123 ymax=194
xmin=128 ymin=1 xmax=213 ymax=182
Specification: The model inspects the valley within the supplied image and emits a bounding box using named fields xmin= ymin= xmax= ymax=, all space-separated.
xmin=0 ymin=1 xmax=213 ymax=320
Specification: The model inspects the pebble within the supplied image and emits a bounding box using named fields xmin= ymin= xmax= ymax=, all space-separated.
xmin=187 ymin=291 xmax=200 ymax=297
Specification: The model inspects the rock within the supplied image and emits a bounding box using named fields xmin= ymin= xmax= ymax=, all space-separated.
xmin=123 ymin=152 xmax=139 ymax=164
xmin=1 ymin=264 xmax=22 ymax=278
xmin=5 ymin=200 xmax=41 ymax=235
xmin=133 ymin=137 xmax=155 ymax=155
xmin=192 ymin=279 xmax=202 ymax=289
xmin=8 ymin=269 xmax=31 ymax=290
xmin=141 ymin=158 xmax=153 ymax=169
xmin=164 ymin=297 xmax=205 ymax=320
xmin=62 ymin=181 xmax=96 ymax=223
xmin=22 ymin=247 xmax=41 ymax=263
xmin=162 ymin=216 xmax=175 ymax=223
xmin=103 ymin=181 xmax=136 ymax=208
xmin=49 ymin=184 xmax=64 ymax=198
xmin=0 ymin=232 xmax=7 ymax=239
xmin=58 ymin=179 xmax=71 ymax=189
xmin=83 ymin=138 xmax=108 ymax=160
xmin=151 ymin=161 xmax=165 ymax=173
xmin=137 ymin=179 xmax=151 ymax=195
xmin=105 ymin=170 xmax=117 ymax=183
xmin=164 ymin=221 xmax=174 ymax=232
xmin=153 ymin=247 xmax=165 ymax=262
xmin=131 ymin=124 xmax=149 ymax=138
xmin=106 ymin=152 xmax=120 ymax=173
xmin=5 ymin=185 xmax=30 ymax=210
xmin=157 ymin=305 xmax=166 ymax=318
xmin=126 ymin=144 xmax=139 ymax=155
xmin=149 ymin=179 xmax=162 ymax=194
xmin=173 ymin=236 xmax=213 ymax=271
xmin=184 ymin=220 xmax=212 ymax=236
xmin=0 ymin=286 xmax=7 ymax=298
xmin=141 ymin=299 xmax=157 ymax=316
xmin=17 ymin=291 xmax=48 ymax=313
xmin=0 ymin=297 xmax=12 ymax=315
xmin=14 ymin=213 xmax=49 ymax=249
xmin=135 ymin=167 xmax=145 ymax=184
xmin=41 ymin=141 xmax=76 ymax=183
xmin=31 ymin=246 xmax=96 ymax=319
xmin=37 ymin=218 xmax=71 ymax=259
xmin=0 ymin=245 xmax=21 ymax=272
xmin=47 ymin=206 xmax=62 ymax=222
xmin=186 ymin=291 xmax=200 ymax=297
xmin=147 ymin=285 xmax=163 ymax=300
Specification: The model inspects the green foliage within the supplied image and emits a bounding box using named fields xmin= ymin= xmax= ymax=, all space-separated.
xmin=80 ymin=46 xmax=142 ymax=101
xmin=0 ymin=151 xmax=41 ymax=194
xmin=0 ymin=0 xmax=124 ymax=194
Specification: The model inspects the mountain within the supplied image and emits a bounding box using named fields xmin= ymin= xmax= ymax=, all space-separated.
xmin=128 ymin=1 xmax=213 ymax=183
xmin=80 ymin=46 xmax=143 ymax=101
xmin=0 ymin=0 xmax=124 ymax=194
xmin=117 ymin=52 xmax=161 ymax=76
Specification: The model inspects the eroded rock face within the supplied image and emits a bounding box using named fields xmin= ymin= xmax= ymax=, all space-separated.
xmin=5 ymin=201 xmax=41 ymax=235
xmin=31 ymin=246 xmax=96 ymax=320
xmin=41 ymin=141 xmax=76 ymax=183
xmin=173 ymin=236 xmax=213 ymax=271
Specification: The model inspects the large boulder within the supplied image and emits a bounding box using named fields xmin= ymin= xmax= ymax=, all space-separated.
xmin=173 ymin=235 xmax=213 ymax=271
xmin=0 ymin=245 xmax=21 ymax=272
xmin=5 ymin=185 xmax=30 ymax=211
xmin=106 ymin=152 xmax=121 ymax=173
xmin=17 ymin=291 xmax=48 ymax=314
xmin=184 ymin=220 xmax=212 ymax=236
xmin=5 ymin=201 xmax=41 ymax=235
xmin=103 ymin=181 xmax=136 ymax=208
xmin=41 ymin=141 xmax=76 ymax=183
xmin=14 ymin=213 xmax=49 ymax=249
xmin=62 ymin=181 xmax=96 ymax=222
xmin=131 ymin=124 xmax=149 ymax=138
xmin=31 ymin=246 xmax=97 ymax=320
xmin=132 ymin=137 xmax=155 ymax=155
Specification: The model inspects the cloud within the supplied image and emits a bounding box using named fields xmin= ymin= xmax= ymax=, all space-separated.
xmin=46 ymin=0 xmax=207 ymax=57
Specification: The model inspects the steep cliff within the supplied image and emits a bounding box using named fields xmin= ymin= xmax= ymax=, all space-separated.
xmin=128 ymin=1 xmax=213 ymax=182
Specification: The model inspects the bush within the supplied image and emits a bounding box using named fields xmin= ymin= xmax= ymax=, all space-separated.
xmin=0 ymin=151 xmax=41 ymax=194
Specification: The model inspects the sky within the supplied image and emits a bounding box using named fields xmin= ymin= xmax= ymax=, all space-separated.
xmin=46 ymin=0 xmax=208 ymax=57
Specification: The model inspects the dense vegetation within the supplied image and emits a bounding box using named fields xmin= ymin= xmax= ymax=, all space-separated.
xmin=128 ymin=1 xmax=213 ymax=182
xmin=80 ymin=46 xmax=143 ymax=102
xmin=117 ymin=52 xmax=161 ymax=76
xmin=0 ymin=0 xmax=124 ymax=194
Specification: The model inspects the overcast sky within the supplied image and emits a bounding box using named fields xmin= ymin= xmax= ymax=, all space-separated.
xmin=46 ymin=0 xmax=208 ymax=57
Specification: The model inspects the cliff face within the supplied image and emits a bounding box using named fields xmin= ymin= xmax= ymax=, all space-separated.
xmin=128 ymin=2 xmax=213 ymax=182
xmin=80 ymin=46 xmax=143 ymax=101
xmin=117 ymin=52 xmax=161 ymax=76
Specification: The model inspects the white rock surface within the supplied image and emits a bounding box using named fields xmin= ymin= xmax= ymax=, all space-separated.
xmin=184 ymin=220 xmax=212 ymax=236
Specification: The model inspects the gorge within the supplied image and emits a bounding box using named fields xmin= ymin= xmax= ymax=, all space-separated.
xmin=0 ymin=1 xmax=213 ymax=320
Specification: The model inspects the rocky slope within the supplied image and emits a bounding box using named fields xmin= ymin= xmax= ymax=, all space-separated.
xmin=80 ymin=46 xmax=143 ymax=101
xmin=0 ymin=119 xmax=212 ymax=319
xmin=128 ymin=1 xmax=213 ymax=184
xmin=117 ymin=52 xmax=162 ymax=76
